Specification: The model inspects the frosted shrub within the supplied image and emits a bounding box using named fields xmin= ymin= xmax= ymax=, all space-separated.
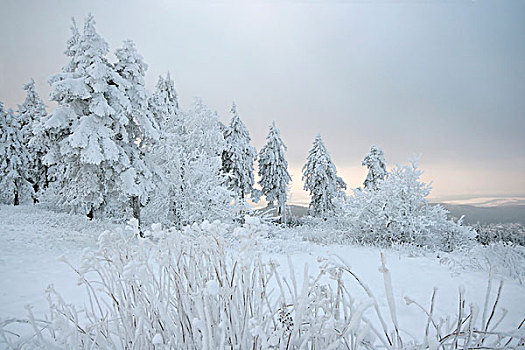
xmin=441 ymin=242 xmax=525 ymax=284
xmin=2 ymin=220 xmax=522 ymax=349
xmin=475 ymin=223 xmax=525 ymax=246
xmin=344 ymin=159 xmax=474 ymax=251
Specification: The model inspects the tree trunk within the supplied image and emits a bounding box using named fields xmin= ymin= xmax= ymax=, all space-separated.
xmin=13 ymin=190 xmax=19 ymax=206
xmin=131 ymin=195 xmax=143 ymax=237
xmin=44 ymin=165 xmax=50 ymax=189
xmin=238 ymin=192 xmax=246 ymax=224
xmin=87 ymin=206 xmax=94 ymax=220
xmin=32 ymin=183 xmax=39 ymax=204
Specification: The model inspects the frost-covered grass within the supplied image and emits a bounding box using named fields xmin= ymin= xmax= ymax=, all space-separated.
xmin=441 ymin=242 xmax=525 ymax=284
xmin=0 ymin=204 xmax=121 ymax=252
xmin=1 ymin=213 xmax=524 ymax=349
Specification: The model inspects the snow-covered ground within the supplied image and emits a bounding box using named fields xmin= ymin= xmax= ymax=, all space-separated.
xmin=0 ymin=205 xmax=121 ymax=318
xmin=1 ymin=204 xmax=524 ymax=345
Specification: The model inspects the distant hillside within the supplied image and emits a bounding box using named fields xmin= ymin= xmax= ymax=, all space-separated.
xmin=254 ymin=204 xmax=308 ymax=218
xmin=256 ymin=203 xmax=525 ymax=226
xmin=443 ymin=204 xmax=525 ymax=225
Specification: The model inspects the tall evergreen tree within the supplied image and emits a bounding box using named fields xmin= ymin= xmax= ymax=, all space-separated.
xmin=362 ymin=145 xmax=387 ymax=191
xmin=0 ymin=104 xmax=31 ymax=205
xmin=63 ymin=18 xmax=81 ymax=74
xmin=45 ymin=14 xmax=131 ymax=219
xmin=146 ymin=73 xmax=184 ymax=222
xmin=302 ymin=134 xmax=346 ymax=218
xmin=221 ymin=102 xmax=256 ymax=201
xmin=17 ymin=79 xmax=48 ymax=201
xmin=114 ymin=40 xmax=159 ymax=228
xmin=149 ymin=73 xmax=179 ymax=129
xmin=257 ymin=121 xmax=291 ymax=217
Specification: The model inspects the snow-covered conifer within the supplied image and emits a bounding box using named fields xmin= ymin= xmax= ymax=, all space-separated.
xmin=362 ymin=145 xmax=387 ymax=190
xmin=149 ymin=73 xmax=179 ymax=129
xmin=113 ymin=40 xmax=159 ymax=227
xmin=17 ymin=79 xmax=48 ymax=201
xmin=257 ymin=121 xmax=291 ymax=217
xmin=0 ymin=104 xmax=32 ymax=205
xmin=45 ymin=14 xmax=131 ymax=218
xmin=302 ymin=134 xmax=346 ymax=218
xmin=221 ymin=102 xmax=257 ymax=201
xmin=146 ymin=73 xmax=184 ymax=223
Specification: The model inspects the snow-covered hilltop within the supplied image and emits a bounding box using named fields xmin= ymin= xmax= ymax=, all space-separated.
xmin=1 ymin=14 xmax=524 ymax=349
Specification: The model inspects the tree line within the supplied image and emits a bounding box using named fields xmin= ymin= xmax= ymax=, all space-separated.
xmin=0 ymin=15 xmax=389 ymax=229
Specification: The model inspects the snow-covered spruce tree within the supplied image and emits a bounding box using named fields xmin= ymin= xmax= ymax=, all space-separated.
xmin=362 ymin=144 xmax=387 ymax=191
xmin=17 ymin=79 xmax=48 ymax=202
xmin=221 ymin=102 xmax=257 ymax=201
xmin=0 ymin=104 xmax=32 ymax=205
xmin=63 ymin=18 xmax=81 ymax=74
xmin=149 ymin=73 xmax=179 ymax=129
xmin=258 ymin=121 xmax=291 ymax=219
xmin=144 ymin=73 xmax=184 ymax=224
xmin=302 ymin=134 xmax=346 ymax=218
xmin=45 ymin=15 xmax=132 ymax=219
xmin=113 ymin=40 xmax=159 ymax=228
xmin=345 ymin=157 xmax=474 ymax=251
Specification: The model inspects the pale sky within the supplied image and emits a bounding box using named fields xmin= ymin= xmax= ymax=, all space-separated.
xmin=1 ymin=0 xmax=524 ymax=204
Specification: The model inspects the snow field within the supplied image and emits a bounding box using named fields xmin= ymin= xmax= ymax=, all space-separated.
xmin=1 ymin=205 xmax=524 ymax=348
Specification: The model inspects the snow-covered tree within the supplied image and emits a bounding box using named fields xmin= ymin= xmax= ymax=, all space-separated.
xmin=221 ymin=102 xmax=257 ymax=201
xmin=345 ymin=157 xmax=473 ymax=251
xmin=257 ymin=121 xmax=291 ymax=217
xmin=17 ymin=79 xmax=48 ymax=202
xmin=362 ymin=145 xmax=387 ymax=191
xmin=34 ymin=21 xmax=81 ymax=191
xmin=149 ymin=73 xmax=179 ymax=129
xmin=175 ymin=100 xmax=233 ymax=225
xmin=113 ymin=40 xmax=159 ymax=227
xmin=45 ymin=14 xmax=132 ymax=219
xmin=0 ymin=104 xmax=32 ymax=205
xmin=63 ymin=18 xmax=81 ymax=74
xmin=302 ymin=134 xmax=346 ymax=218
xmin=146 ymin=99 xmax=234 ymax=226
xmin=144 ymin=73 xmax=184 ymax=223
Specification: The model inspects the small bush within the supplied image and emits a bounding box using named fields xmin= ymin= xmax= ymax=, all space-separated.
xmin=342 ymin=159 xmax=474 ymax=251
xmin=475 ymin=223 xmax=525 ymax=246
